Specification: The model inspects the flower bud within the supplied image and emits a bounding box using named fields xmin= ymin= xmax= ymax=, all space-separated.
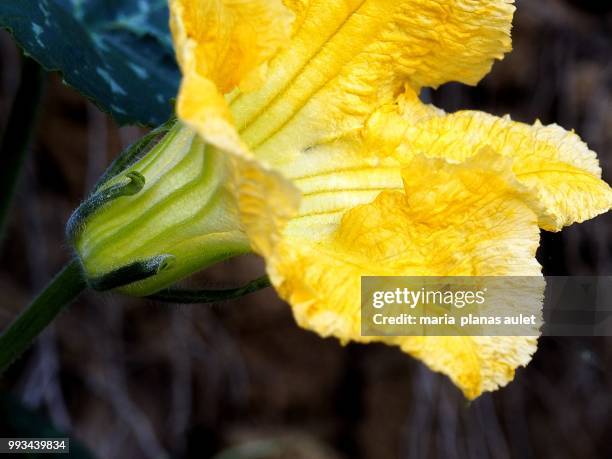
xmin=68 ymin=122 xmax=250 ymax=296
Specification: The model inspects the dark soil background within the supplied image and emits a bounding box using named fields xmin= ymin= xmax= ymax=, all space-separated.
xmin=1 ymin=1 xmax=611 ymax=458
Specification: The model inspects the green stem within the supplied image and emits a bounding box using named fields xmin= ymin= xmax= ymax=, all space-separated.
xmin=0 ymin=260 xmax=86 ymax=374
xmin=0 ymin=57 xmax=45 ymax=241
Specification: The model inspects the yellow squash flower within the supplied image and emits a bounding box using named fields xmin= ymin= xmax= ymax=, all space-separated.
xmin=74 ymin=0 xmax=612 ymax=399
xmin=170 ymin=0 xmax=612 ymax=398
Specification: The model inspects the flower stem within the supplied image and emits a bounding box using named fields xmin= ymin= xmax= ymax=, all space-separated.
xmin=0 ymin=56 xmax=45 ymax=242
xmin=0 ymin=260 xmax=86 ymax=374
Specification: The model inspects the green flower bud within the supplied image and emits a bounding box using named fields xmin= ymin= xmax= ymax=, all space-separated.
xmin=68 ymin=122 xmax=250 ymax=296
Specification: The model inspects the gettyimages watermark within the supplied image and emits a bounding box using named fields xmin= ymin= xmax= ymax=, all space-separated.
xmin=360 ymin=277 xmax=612 ymax=336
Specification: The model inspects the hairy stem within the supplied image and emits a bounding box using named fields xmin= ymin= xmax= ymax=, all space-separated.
xmin=0 ymin=260 xmax=86 ymax=374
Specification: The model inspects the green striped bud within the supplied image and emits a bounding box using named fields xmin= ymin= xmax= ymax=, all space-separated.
xmin=68 ymin=122 xmax=250 ymax=296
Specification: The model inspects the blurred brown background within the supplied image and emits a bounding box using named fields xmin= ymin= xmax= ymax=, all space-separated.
xmin=0 ymin=0 xmax=611 ymax=458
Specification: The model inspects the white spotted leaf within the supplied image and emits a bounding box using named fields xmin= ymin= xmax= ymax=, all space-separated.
xmin=0 ymin=0 xmax=179 ymax=126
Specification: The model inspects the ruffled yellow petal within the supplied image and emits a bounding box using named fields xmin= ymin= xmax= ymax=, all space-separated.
xmin=258 ymin=151 xmax=541 ymax=398
xmin=230 ymin=155 xmax=301 ymax=257
xmin=170 ymin=0 xmax=294 ymax=155
xmin=176 ymin=73 xmax=249 ymax=156
xmin=170 ymin=0 xmax=294 ymax=92
xmin=395 ymin=93 xmax=612 ymax=230
xmin=229 ymin=0 xmax=515 ymax=165
xmin=397 ymin=336 xmax=537 ymax=400
xmin=172 ymin=0 xmax=518 ymax=208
